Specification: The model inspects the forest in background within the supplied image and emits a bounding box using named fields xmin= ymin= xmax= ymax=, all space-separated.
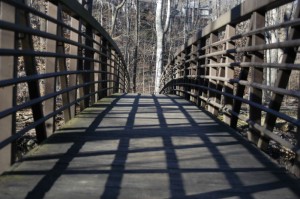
xmin=91 ymin=0 xmax=243 ymax=93
xmin=26 ymin=0 xmax=299 ymax=95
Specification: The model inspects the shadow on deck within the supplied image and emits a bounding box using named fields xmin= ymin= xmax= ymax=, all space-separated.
xmin=0 ymin=94 xmax=299 ymax=199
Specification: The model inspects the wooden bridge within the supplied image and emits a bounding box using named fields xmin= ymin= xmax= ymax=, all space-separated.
xmin=0 ymin=0 xmax=300 ymax=198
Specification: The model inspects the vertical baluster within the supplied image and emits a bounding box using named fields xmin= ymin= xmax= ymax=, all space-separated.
xmin=190 ymin=44 xmax=197 ymax=103
xmin=44 ymin=2 xmax=57 ymax=136
xmin=94 ymin=34 xmax=101 ymax=100
xmin=199 ymin=37 xmax=206 ymax=108
xmin=0 ymin=2 xmax=15 ymax=174
xmin=69 ymin=17 xmax=79 ymax=117
xmin=56 ymin=4 xmax=71 ymax=122
xmin=223 ymin=25 xmax=235 ymax=125
xmin=207 ymin=32 xmax=218 ymax=115
xmin=248 ymin=12 xmax=265 ymax=149
xmin=184 ymin=47 xmax=190 ymax=100
xmin=100 ymin=39 xmax=108 ymax=98
xmin=17 ymin=0 xmax=46 ymax=143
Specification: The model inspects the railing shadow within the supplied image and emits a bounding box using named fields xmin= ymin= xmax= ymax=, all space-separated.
xmin=0 ymin=94 xmax=299 ymax=198
xmin=24 ymin=95 xmax=124 ymax=199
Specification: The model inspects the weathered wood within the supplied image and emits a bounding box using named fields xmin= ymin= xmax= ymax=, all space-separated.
xmin=0 ymin=2 xmax=15 ymax=174
xmin=207 ymin=33 xmax=219 ymax=115
xmin=183 ymin=49 xmax=189 ymax=100
xmin=248 ymin=12 xmax=265 ymax=149
xmin=69 ymin=17 xmax=79 ymax=118
xmin=77 ymin=20 xmax=85 ymax=111
xmin=94 ymin=35 xmax=101 ymax=100
xmin=100 ymin=39 xmax=108 ymax=98
xmin=56 ymin=4 xmax=71 ymax=122
xmin=44 ymin=2 xmax=58 ymax=135
xmin=263 ymin=2 xmax=300 ymax=132
xmin=230 ymin=18 xmax=253 ymax=129
xmin=0 ymin=94 xmax=299 ymax=198
xmin=223 ymin=25 xmax=235 ymax=125
xmin=0 ymin=0 xmax=130 ymax=177
xmin=189 ymin=44 xmax=197 ymax=104
xmin=17 ymin=1 xmax=46 ymax=143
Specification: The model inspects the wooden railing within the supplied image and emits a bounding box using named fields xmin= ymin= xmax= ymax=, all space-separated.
xmin=160 ymin=0 xmax=300 ymax=176
xmin=0 ymin=0 xmax=129 ymax=173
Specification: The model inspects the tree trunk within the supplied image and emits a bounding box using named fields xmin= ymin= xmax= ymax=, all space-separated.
xmin=110 ymin=0 xmax=127 ymax=36
xmin=133 ymin=0 xmax=139 ymax=93
xmin=154 ymin=0 xmax=171 ymax=93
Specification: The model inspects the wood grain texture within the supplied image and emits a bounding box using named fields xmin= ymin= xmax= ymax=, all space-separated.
xmin=0 ymin=94 xmax=299 ymax=199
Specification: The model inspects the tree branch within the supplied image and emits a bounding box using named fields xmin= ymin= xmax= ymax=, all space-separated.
xmin=110 ymin=0 xmax=127 ymax=36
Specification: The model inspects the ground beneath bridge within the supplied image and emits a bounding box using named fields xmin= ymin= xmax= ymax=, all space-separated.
xmin=0 ymin=94 xmax=299 ymax=199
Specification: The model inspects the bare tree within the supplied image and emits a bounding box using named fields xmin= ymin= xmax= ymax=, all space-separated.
xmin=110 ymin=0 xmax=127 ymax=36
xmin=133 ymin=0 xmax=139 ymax=92
xmin=154 ymin=0 xmax=171 ymax=93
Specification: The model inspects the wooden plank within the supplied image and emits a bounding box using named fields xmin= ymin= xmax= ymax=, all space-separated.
xmin=183 ymin=49 xmax=189 ymax=100
xmin=0 ymin=2 xmax=15 ymax=174
xmin=68 ymin=17 xmax=79 ymax=118
xmin=110 ymin=50 xmax=116 ymax=95
xmin=76 ymin=21 xmax=85 ymax=111
xmin=106 ymin=46 xmax=112 ymax=96
xmin=248 ymin=12 xmax=265 ymax=149
xmin=117 ymin=57 xmax=121 ymax=93
xmin=190 ymin=44 xmax=197 ymax=104
xmin=56 ymin=5 xmax=71 ymax=122
xmin=100 ymin=39 xmax=108 ymax=99
xmin=44 ymin=2 xmax=58 ymax=136
xmin=198 ymin=38 xmax=206 ymax=107
xmin=230 ymin=18 xmax=253 ymax=129
xmin=94 ymin=35 xmax=101 ymax=100
xmin=0 ymin=94 xmax=300 ymax=198
xmin=17 ymin=1 xmax=46 ymax=143
xmin=83 ymin=24 xmax=93 ymax=106
xmin=207 ymin=33 xmax=219 ymax=115
xmin=223 ymin=25 xmax=235 ymax=125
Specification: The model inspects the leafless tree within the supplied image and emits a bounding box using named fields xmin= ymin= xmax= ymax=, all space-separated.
xmin=154 ymin=0 xmax=171 ymax=93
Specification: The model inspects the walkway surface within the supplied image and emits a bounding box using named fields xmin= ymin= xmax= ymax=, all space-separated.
xmin=0 ymin=94 xmax=299 ymax=199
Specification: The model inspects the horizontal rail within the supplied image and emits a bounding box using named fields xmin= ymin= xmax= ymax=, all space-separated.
xmin=160 ymin=0 xmax=300 ymax=176
xmin=0 ymin=0 xmax=130 ymax=174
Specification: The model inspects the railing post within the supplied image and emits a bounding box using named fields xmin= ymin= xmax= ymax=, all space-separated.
xmin=199 ymin=37 xmax=206 ymax=108
xmin=111 ymin=50 xmax=116 ymax=94
xmin=83 ymin=0 xmax=94 ymax=106
xmin=94 ymin=34 xmax=101 ymax=100
xmin=190 ymin=44 xmax=197 ymax=104
xmin=44 ymin=2 xmax=57 ymax=135
xmin=116 ymin=56 xmax=121 ymax=93
xmin=248 ymin=12 xmax=266 ymax=150
xmin=107 ymin=46 xmax=112 ymax=96
xmin=175 ymin=56 xmax=180 ymax=96
xmin=0 ymin=2 xmax=15 ymax=174
xmin=184 ymin=47 xmax=190 ymax=101
xmin=171 ymin=62 xmax=175 ymax=95
xmin=17 ymin=0 xmax=46 ymax=143
xmin=69 ymin=17 xmax=79 ymax=117
xmin=77 ymin=20 xmax=85 ymax=111
xmin=56 ymin=4 xmax=71 ymax=122
xmin=223 ymin=25 xmax=235 ymax=125
xmin=207 ymin=32 xmax=218 ymax=115
xmin=100 ymin=39 xmax=108 ymax=98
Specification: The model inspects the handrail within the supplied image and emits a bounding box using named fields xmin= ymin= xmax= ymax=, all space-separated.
xmin=160 ymin=0 xmax=300 ymax=176
xmin=0 ymin=0 xmax=129 ymax=173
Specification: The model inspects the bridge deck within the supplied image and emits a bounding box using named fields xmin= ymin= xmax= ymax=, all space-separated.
xmin=0 ymin=94 xmax=299 ymax=199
